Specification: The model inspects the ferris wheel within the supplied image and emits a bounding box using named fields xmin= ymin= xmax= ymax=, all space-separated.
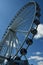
xmin=0 ymin=1 xmax=41 ymax=65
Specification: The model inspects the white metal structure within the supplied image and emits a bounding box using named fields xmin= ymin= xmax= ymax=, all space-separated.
xmin=0 ymin=1 xmax=40 ymax=65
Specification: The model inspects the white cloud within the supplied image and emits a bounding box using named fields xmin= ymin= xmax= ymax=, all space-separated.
xmin=34 ymin=24 xmax=43 ymax=39
xmin=28 ymin=56 xmax=43 ymax=61
xmin=33 ymin=52 xmax=43 ymax=55
xmin=38 ymin=61 xmax=43 ymax=65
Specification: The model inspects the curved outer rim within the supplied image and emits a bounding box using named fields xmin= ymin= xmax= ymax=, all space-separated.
xmin=12 ymin=1 xmax=37 ymax=58
xmin=0 ymin=1 xmax=37 ymax=59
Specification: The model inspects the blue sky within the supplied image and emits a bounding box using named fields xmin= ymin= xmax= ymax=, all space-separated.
xmin=0 ymin=0 xmax=43 ymax=65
